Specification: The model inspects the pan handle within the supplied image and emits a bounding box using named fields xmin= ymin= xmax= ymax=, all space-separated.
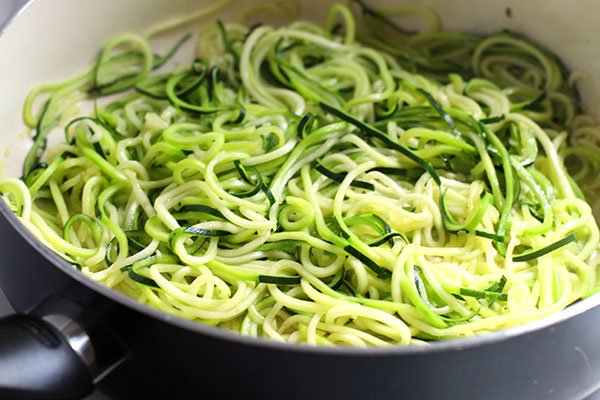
xmin=0 ymin=314 xmax=94 ymax=400
xmin=0 ymin=295 xmax=128 ymax=400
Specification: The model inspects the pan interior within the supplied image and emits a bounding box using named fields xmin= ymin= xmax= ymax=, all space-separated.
xmin=1 ymin=0 xmax=600 ymax=350
xmin=1 ymin=0 xmax=600 ymax=176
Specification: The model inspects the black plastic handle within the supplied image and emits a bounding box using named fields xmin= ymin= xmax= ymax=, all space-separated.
xmin=0 ymin=314 xmax=94 ymax=400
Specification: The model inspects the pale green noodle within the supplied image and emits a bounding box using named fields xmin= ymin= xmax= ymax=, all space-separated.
xmin=1 ymin=1 xmax=599 ymax=346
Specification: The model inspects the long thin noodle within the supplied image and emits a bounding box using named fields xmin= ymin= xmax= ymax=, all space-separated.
xmin=1 ymin=1 xmax=599 ymax=346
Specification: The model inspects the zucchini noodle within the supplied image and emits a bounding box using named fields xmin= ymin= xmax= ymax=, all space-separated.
xmin=2 ymin=0 xmax=600 ymax=346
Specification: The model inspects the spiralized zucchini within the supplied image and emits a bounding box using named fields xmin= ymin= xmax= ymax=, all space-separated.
xmin=2 ymin=0 xmax=600 ymax=346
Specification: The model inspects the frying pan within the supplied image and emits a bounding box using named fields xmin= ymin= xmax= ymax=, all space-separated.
xmin=1 ymin=1 xmax=600 ymax=399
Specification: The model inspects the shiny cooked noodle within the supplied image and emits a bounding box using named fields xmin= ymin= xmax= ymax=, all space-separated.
xmin=1 ymin=1 xmax=600 ymax=346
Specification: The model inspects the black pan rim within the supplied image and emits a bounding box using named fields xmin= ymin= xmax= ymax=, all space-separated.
xmin=0 ymin=0 xmax=32 ymax=36
xmin=2 ymin=0 xmax=600 ymax=357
